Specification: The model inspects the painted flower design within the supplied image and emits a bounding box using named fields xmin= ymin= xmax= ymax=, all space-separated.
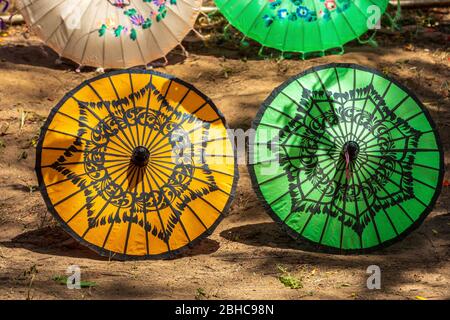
xmin=262 ymin=0 xmax=351 ymax=26
xmin=99 ymin=0 xmax=178 ymax=41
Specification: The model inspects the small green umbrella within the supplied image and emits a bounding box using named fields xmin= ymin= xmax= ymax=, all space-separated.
xmin=215 ymin=0 xmax=389 ymax=56
xmin=248 ymin=63 xmax=444 ymax=253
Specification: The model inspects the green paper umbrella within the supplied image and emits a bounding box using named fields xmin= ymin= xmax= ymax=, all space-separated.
xmin=248 ymin=63 xmax=444 ymax=253
xmin=215 ymin=0 xmax=389 ymax=55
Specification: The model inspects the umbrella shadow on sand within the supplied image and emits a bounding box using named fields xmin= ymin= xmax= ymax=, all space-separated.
xmin=0 ymin=44 xmax=76 ymax=70
xmin=1 ymin=225 xmax=220 ymax=260
xmin=220 ymin=216 xmax=446 ymax=254
xmin=0 ymin=43 xmax=187 ymax=71
xmin=219 ymin=210 xmax=450 ymax=295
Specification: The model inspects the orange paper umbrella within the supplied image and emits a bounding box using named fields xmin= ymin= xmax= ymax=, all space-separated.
xmin=36 ymin=70 xmax=238 ymax=259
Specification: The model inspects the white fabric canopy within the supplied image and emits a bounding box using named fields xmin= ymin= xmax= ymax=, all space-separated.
xmin=17 ymin=0 xmax=201 ymax=68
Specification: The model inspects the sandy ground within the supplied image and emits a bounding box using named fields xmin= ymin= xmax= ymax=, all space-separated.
xmin=0 ymin=8 xmax=449 ymax=300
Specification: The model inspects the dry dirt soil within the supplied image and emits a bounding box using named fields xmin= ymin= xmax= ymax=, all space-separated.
xmin=0 ymin=8 xmax=449 ymax=300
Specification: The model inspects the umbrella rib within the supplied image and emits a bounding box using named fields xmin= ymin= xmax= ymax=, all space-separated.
xmin=81 ymin=165 xmax=136 ymax=239
xmin=257 ymin=122 xmax=336 ymax=150
xmin=348 ymin=68 xmax=358 ymax=141
xmin=139 ymin=166 xmax=150 ymax=255
xmin=271 ymin=158 xmax=339 ymax=220
xmin=331 ymin=1 xmax=365 ymax=46
xmin=151 ymin=158 xmax=235 ymax=178
xmin=41 ymin=158 xmax=129 ymax=169
xmin=150 ymin=129 xmax=227 ymax=158
xmin=251 ymin=142 xmax=341 ymax=157
xmin=116 ymin=7 xmax=126 ymax=69
xmin=140 ymin=12 xmax=168 ymax=63
xmin=145 ymin=87 xmax=193 ymax=152
xmin=309 ymin=0 xmax=325 ymax=55
xmin=297 ymin=159 xmax=346 ymax=237
xmin=281 ymin=145 xmax=339 ymax=155
xmin=60 ymin=0 xmax=97 ymax=57
xmin=101 ymin=1 xmax=110 ymax=68
xmin=365 ymin=148 xmax=439 ymax=154
xmin=322 ymin=8 xmax=345 ymax=54
xmin=86 ymin=83 xmax=136 ymax=152
xmin=353 ymin=81 xmax=393 ymax=142
xmin=152 ymin=153 xmax=232 ymax=160
xmin=55 ymin=109 xmax=132 ymax=154
xmin=101 ymin=205 xmax=122 ymax=249
xmin=137 ymin=0 xmax=191 ymax=52
xmin=353 ymin=160 xmax=401 ymax=237
xmin=357 ymin=94 xmax=410 ymax=144
xmin=43 ymin=128 xmax=110 ymax=153
xmin=122 ymin=165 xmax=140 ymax=255
xmin=295 ymin=77 xmax=346 ymax=146
xmin=351 ymin=162 xmax=382 ymax=245
xmin=308 ymin=73 xmax=347 ymax=147
xmin=152 ymin=130 xmax=228 ymax=157
xmin=41 ymin=1 xmax=81 ymax=44
xmin=140 ymin=74 xmax=154 ymax=150
xmin=224 ymin=0 xmax=264 ymax=35
xmin=363 ymin=123 xmax=417 ymax=147
xmin=141 ymin=0 xmax=197 ymax=28
xmin=333 ymin=67 xmax=350 ymax=141
xmin=145 ymin=165 xmax=192 ymax=244
xmin=266 ymin=106 xmax=297 ymax=122
xmin=352 ymin=73 xmax=378 ymax=141
xmin=190 ymin=136 xmax=227 ymax=145
xmin=150 ymin=160 xmax=231 ymax=197
xmin=147 ymin=162 xmax=223 ymax=214
xmin=68 ymin=98 xmax=135 ymax=153
xmin=142 ymin=166 xmax=173 ymax=255
xmin=354 ymin=158 xmax=414 ymax=223
xmin=128 ymin=73 xmax=141 ymax=147
xmin=53 ymin=162 xmax=130 ymax=207
xmin=252 ymin=154 xmax=317 ymax=166
xmin=84 ymin=150 xmax=131 ymax=159
xmin=362 ymin=155 xmax=438 ymax=194
xmin=339 ymin=178 xmax=350 ymax=250
xmin=107 ymin=76 xmax=139 ymax=148
xmin=24 ymin=0 xmax=66 ymax=29
xmin=143 ymin=165 xmax=210 ymax=235
xmin=281 ymin=153 xmax=337 ymax=161
xmin=277 ymin=91 xmax=340 ymax=148
xmin=318 ymin=159 xmax=348 ymax=245
xmin=364 ymin=130 xmax=434 ymax=150
xmin=142 ymin=79 xmax=174 ymax=148
xmin=124 ymin=2 xmax=148 ymax=67
xmin=349 ymin=159 xmax=363 ymax=249
xmin=79 ymin=1 xmax=104 ymax=66
xmin=258 ymin=154 xmax=335 ymax=186
xmin=279 ymin=0 xmax=294 ymax=53
xmin=45 ymin=161 xmax=129 ymax=188
xmin=148 ymin=120 xmax=210 ymax=156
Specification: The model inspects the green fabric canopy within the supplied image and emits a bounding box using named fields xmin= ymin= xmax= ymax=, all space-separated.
xmin=248 ymin=63 xmax=444 ymax=253
xmin=215 ymin=0 xmax=389 ymax=55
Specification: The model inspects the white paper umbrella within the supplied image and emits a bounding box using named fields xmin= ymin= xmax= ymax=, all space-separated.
xmin=17 ymin=0 xmax=201 ymax=68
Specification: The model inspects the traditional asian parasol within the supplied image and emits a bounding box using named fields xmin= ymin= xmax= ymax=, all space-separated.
xmin=248 ymin=63 xmax=444 ymax=253
xmin=17 ymin=0 xmax=202 ymax=69
xmin=215 ymin=0 xmax=390 ymax=57
xmin=36 ymin=70 xmax=238 ymax=259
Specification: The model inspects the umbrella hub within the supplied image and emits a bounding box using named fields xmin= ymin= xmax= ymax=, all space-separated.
xmin=343 ymin=141 xmax=359 ymax=161
xmin=131 ymin=146 xmax=150 ymax=167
